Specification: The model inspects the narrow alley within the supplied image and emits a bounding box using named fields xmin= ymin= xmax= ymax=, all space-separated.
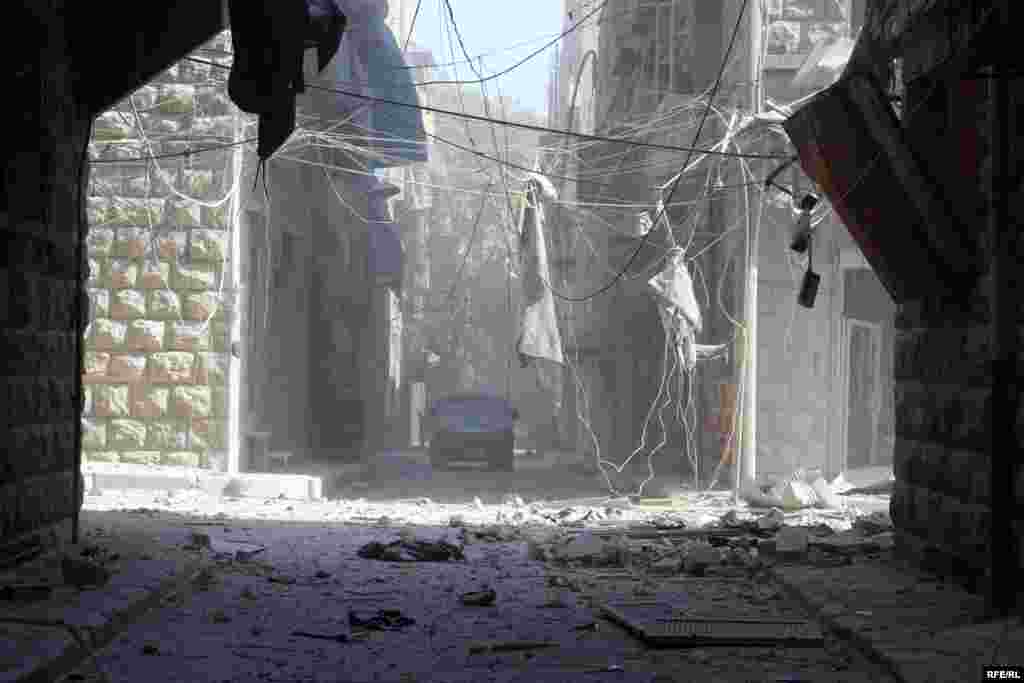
xmin=4 ymin=0 xmax=1023 ymax=682
xmin=4 ymin=462 xmax=1005 ymax=682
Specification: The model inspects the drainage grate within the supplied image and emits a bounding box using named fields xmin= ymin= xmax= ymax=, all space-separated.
xmin=602 ymin=602 xmax=824 ymax=648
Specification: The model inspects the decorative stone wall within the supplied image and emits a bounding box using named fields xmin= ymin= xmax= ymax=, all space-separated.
xmin=82 ymin=32 xmax=237 ymax=471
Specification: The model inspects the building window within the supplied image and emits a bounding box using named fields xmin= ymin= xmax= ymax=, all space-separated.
xmin=765 ymin=0 xmax=853 ymax=71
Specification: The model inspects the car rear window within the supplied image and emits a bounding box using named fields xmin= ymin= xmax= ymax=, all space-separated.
xmin=430 ymin=397 xmax=514 ymax=432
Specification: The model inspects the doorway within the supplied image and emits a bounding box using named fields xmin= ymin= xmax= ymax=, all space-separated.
xmin=842 ymin=318 xmax=883 ymax=469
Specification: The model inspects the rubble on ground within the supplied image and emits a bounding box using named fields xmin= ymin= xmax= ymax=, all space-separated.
xmin=357 ymin=538 xmax=465 ymax=562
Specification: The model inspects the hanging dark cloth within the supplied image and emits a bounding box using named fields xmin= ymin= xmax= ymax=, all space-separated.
xmin=227 ymin=0 xmax=346 ymax=162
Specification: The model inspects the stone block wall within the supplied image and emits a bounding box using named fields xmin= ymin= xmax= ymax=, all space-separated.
xmin=888 ymin=21 xmax=1024 ymax=589
xmin=82 ymin=32 xmax=238 ymax=471
xmin=1 ymin=3 xmax=91 ymax=546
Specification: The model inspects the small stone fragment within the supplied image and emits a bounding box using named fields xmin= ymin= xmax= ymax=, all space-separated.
xmin=756 ymin=508 xmax=785 ymax=531
xmin=683 ymin=544 xmax=720 ymax=576
xmin=775 ymin=526 xmax=810 ymax=557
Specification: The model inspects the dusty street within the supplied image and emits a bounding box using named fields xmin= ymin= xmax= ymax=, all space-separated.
xmin=1 ymin=474 xmax=908 ymax=683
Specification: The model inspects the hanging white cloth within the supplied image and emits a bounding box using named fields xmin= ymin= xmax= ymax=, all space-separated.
xmin=516 ymin=174 xmax=564 ymax=367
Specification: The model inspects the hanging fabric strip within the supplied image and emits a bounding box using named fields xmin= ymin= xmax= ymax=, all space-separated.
xmin=516 ymin=174 xmax=564 ymax=367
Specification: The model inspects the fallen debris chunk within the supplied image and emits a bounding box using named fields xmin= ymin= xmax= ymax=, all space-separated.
xmin=235 ymin=546 xmax=266 ymax=562
xmin=650 ymin=516 xmax=687 ymax=530
xmin=474 ymin=525 xmax=519 ymax=542
xmin=357 ymin=539 xmax=465 ymax=563
xmin=474 ymin=497 xmax=485 ymax=510
xmin=348 ymin=608 xmax=416 ymax=631
xmin=267 ymin=575 xmax=296 ymax=585
xmin=460 ymin=588 xmax=497 ymax=607
xmin=843 ymin=480 xmax=894 ymax=495
xmin=779 ymin=480 xmax=819 ymax=511
xmin=539 ymin=597 xmax=569 ymax=608
xmin=774 ymin=527 xmax=810 ymax=557
xmin=291 ymin=630 xmax=349 ymax=643
xmin=756 ymin=508 xmax=785 ymax=531
xmin=468 ymin=640 xmax=559 ymax=655
xmin=649 ymin=556 xmax=682 ymax=575
xmin=209 ymin=608 xmax=232 ymax=623
xmin=562 ymin=531 xmax=606 ymax=561
xmin=504 ymin=493 xmax=526 ymax=507
xmin=448 ymin=515 xmax=466 ymax=527
xmin=719 ymin=510 xmax=741 ymax=528
xmin=811 ymin=476 xmax=843 ymax=509
xmin=682 ymin=544 xmax=721 ymax=576
xmin=853 ymin=510 xmax=893 ymax=535
xmin=740 ymin=479 xmax=786 ymax=509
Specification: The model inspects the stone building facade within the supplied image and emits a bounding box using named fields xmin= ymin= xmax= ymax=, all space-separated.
xmin=549 ymin=0 xmax=892 ymax=488
xmin=82 ymin=32 xmax=238 ymax=471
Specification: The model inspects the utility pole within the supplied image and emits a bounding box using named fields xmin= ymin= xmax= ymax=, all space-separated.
xmin=738 ymin=0 xmax=762 ymax=497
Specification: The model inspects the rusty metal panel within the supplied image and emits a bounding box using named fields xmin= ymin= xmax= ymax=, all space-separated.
xmin=783 ymin=72 xmax=980 ymax=304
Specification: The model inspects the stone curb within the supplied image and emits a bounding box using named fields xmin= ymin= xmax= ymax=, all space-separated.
xmin=14 ymin=559 xmax=209 ymax=683
xmin=770 ymin=566 xmax=907 ymax=683
xmin=82 ymin=464 xmax=323 ymax=501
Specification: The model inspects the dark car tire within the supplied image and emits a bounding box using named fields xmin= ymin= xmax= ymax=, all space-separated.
xmin=494 ymin=431 xmax=515 ymax=472
xmin=428 ymin=431 xmax=450 ymax=470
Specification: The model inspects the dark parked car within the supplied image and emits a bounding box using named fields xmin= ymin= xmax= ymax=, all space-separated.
xmin=425 ymin=393 xmax=518 ymax=471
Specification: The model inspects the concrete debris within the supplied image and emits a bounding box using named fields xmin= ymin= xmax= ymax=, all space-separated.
xmin=740 ymin=478 xmax=786 ymax=508
xmin=348 ymin=608 xmax=416 ymax=631
xmin=209 ymin=608 xmax=232 ymax=623
xmin=740 ymin=470 xmax=853 ymax=510
xmin=473 ymin=525 xmax=519 ymax=542
xmin=779 ymin=480 xmax=819 ymax=511
xmin=460 ymin=588 xmax=497 ymax=606
xmin=774 ymin=527 xmax=810 ymax=557
xmin=291 ymin=630 xmax=349 ymax=643
xmin=649 ymin=515 xmax=687 ymax=530
xmin=813 ymin=530 xmax=894 ymax=556
xmin=811 ymin=476 xmax=843 ymax=509
xmin=357 ymin=538 xmax=465 ymax=563
xmin=853 ymin=510 xmax=893 ymax=535
xmin=719 ymin=510 xmax=742 ymax=527
xmin=525 ymin=529 xmax=566 ymax=561
xmin=756 ymin=508 xmax=786 ymax=531
xmin=468 ymin=640 xmax=558 ymax=655
xmin=503 ymin=493 xmax=526 ymax=507
xmin=682 ymin=543 xmax=721 ymax=575
xmin=556 ymin=531 xmax=630 ymax=567
xmin=649 ymin=555 xmax=683 ymax=575
xmin=843 ymin=480 xmax=894 ymax=495
xmin=473 ymin=497 xmax=485 ymax=510
xmin=448 ymin=515 xmax=466 ymax=527
xmin=561 ymin=531 xmax=607 ymax=561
